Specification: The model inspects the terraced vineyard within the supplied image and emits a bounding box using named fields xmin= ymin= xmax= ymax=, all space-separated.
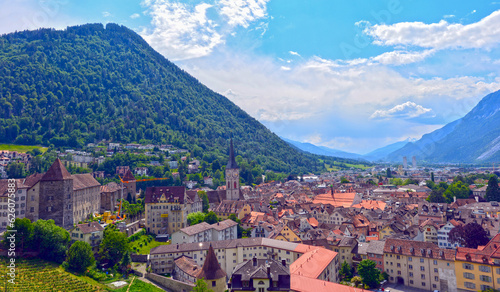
xmin=0 ymin=257 xmax=103 ymax=291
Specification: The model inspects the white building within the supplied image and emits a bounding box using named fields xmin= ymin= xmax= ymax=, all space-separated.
xmin=437 ymin=220 xmax=463 ymax=249
xmin=171 ymin=219 xmax=238 ymax=244
xmin=168 ymin=160 xmax=178 ymax=169
xmin=0 ymin=179 xmax=27 ymax=230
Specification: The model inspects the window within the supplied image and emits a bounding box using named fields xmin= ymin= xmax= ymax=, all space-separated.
xmin=463 ymin=263 xmax=474 ymax=270
xmin=409 ymin=280 xmax=413 ymax=284
xmin=422 ymin=282 xmax=426 ymax=286
xmin=433 ymin=260 xmax=437 ymax=265
xmin=434 ymin=268 xmax=438 ymax=273
xmin=421 ymin=275 xmax=425 ymax=280
xmin=242 ymin=281 xmax=249 ymax=288
xmin=479 ymin=265 xmax=491 ymax=273
xmin=420 ymin=258 xmax=424 ymax=263
xmin=397 ymin=263 xmax=401 ymax=268
xmin=212 ymin=281 xmax=216 ymax=287
xmin=409 ymin=264 xmax=413 ymax=270
xmin=409 ymin=272 xmax=413 ymax=277
xmin=481 ymin=285 xmax=492 ymax=291
xmin=435 ymin=276 xmax=438 ymax=281
xmin=420 ymin=266 xmax=425 ymax=271
xmin=463 ymin=273 xmax=474 ymax=279
xmin=480 ymin=275 xmax=492 ymax=283
xmin=408 ymin=257 xmax=412 ymax=261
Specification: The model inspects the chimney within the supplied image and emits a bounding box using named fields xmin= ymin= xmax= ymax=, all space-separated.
xmin=177 ymin=244 xmax=179 ymax=249
xmin=267 ymin=265 xmax=271 ymax=276
xmin=475 ymin=196 xmax=479 ymax=203
xmin=453 ymin=196 xmax=456 ymax=203
xmin=282 ymin=259 xmax=286 ymax=267
xmin=253 ymin=257 xmax=257 ymax=266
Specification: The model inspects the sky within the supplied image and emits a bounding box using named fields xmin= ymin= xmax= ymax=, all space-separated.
xmin=2 ymin=0 xmax=500 ymax=154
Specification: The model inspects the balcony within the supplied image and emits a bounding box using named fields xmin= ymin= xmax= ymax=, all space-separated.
xmin=90 ymin=235 xmax=100 ymax=241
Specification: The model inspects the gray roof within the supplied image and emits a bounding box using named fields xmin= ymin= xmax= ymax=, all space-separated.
xmin=226 ymin=139 xmax=239 ymax=169
xmin=366 ymin=240 xmax=386 ymax=255
xmin=232 ymin=259 xmax=289 ymax=281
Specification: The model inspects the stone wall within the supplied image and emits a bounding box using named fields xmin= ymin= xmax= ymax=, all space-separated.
xmin=39 ymin=179 xmax=73 ymax=229
xmin=145 ymin=273 xmax=195 ymax=292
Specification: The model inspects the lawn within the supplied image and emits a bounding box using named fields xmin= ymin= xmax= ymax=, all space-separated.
xmin=113 ymin=277 xmax=165 ymax=292
xmin=0 ymin=144 xmax=48 ymax=153
xmin=130 ymin=235 xmax=170 ymax=254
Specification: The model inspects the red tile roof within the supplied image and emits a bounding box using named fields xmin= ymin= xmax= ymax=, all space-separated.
xmin=290 ymin=247 xmax=337 ymax=279
xmin=384 ymin=238 xmax=455 ymax=261
xmin=41 ymin=159 xmax=72 ymax=181
xmin=291 ymin=275 xmax=368 ymax=292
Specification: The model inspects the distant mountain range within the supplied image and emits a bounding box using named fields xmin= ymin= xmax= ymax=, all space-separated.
xmin=285 ymin=89 xmax=500 ymax=164
xmin=386 ymin=89 xmax=500 ymax=163
xmin=281 ymin=137 xmax=415 ymax=162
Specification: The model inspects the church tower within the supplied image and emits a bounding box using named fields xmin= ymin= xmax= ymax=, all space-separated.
xmin=225 ymin=139 xmax=240 ymax=200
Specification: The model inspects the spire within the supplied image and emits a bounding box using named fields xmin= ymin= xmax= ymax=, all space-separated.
xmin=226 ymin=139 xmax=239 ymax=169
xmin=41 ymin=158 xmax=72 ymax=181
xmin=197 ymin=244 xmax=227 ymax=280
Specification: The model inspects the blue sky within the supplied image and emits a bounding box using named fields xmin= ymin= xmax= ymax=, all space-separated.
xmin=2 ymin=0 xmax=500 ymax=153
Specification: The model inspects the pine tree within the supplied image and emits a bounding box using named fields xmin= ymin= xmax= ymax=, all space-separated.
xmin=485 ymin=176 xmax=500 ymax=202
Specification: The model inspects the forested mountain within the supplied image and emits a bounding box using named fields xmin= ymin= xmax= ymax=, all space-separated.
xmin=386 ymin=90 xmax=500 ymax=163
xmin=0 ymin=23 xmax=358 ymax=173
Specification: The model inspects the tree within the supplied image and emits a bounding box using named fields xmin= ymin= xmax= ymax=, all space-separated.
xmin=485 ymin=176 xmax=500 ymax=202
xmin=198 ymin=191 xmax=209 ymax=213
xmin=64 ymin=241 xmax=95 ymax=273
xmin=386 ymin=168 xmax=392 ymax=178
xmin=187 ymin=212 xmax=206 ymax=226
xmin=427 ymin=188 xmax=447 ymax=203
xmin=3 ymin=218 xmax=33 ymax=252
xmin=431 ymin=172 xmax=435 ymax=182
xmin=98 ymin=226 xmax=129 ymax=267
xmin=228 ymin=214 xmax=244 ymax=238
xmin=339 ymin=261 xmax=352 ymax=281
xmin=449 ymin=222 xmax=489 ymax=249
xmin=192 ymin=278 xmax=214 ymax=292
xmin=357 ymin=259 xmax=380 ymax=288
xmin=203 ymin=211 xmax=219 ymax=224
xmin=350 ymin=276 xmax=362 ymax=287
xmin=32 ymin=219 xmax=71 ymax=263
xmin=7 ymin=162 xmax=25 ymax=178
xmin=121 ymin=251 xmax=131 ymax=274
xmin=443 ymin=181 xmax=470 ymax=203
xmin=340 ymin=177 xmax=350 ymax=184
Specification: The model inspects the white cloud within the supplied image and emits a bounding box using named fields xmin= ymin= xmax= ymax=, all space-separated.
xmin=218 ymin=0 xmax=270 ymax=28
xmin=130 ymin=13 xmax=141 ymax=19
xmin=444 ymin=14 xmax=455 ymax=18
xmin=102 ymin=11 xmax=111 ymax=17
xmin=372 ymin=50 xmax=435 ymax=65
xmin=141 ymin=1 xmax=223 ymax=60
xmin=289 ymin=51 xmax=301 ymax=57
xmin=141 ymin=0 xmax=270 ymax=60
xmin=364 ymin=9 xmax=500 ymax=50
xmin=280 ymin=66 xmax=291 ymax=71
xmin=370 ymin=101 xmax=433 ymax=119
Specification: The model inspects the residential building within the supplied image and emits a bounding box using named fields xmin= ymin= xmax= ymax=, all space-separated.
xmin=145 ymin=186 xmax=188 ymax=235
xmin=230 ymin=258 xmax=290 ymax=292
xmin=438 ymin=220 xmax=463 ymax=249
xmin=366 ymin=240 xmax=385 ymax=272
xmin=384 ymin=238 xmax=456 ymax=291
xmin=171 ymin=219 xmax=238 ymax=244
xmin=173 ymin=256 xmax=201 ymax=284
xmin=70 ymin=222 xmax=104 ymax=253
xmin=0 ymin=179 xmax=27 ymax=229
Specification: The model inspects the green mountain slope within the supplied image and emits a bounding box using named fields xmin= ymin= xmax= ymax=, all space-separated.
xmin=0 ymin=23 xmax=356 ymax=173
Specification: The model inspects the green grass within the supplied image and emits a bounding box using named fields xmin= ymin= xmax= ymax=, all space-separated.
xmin=130 ymin=235 xmax=170 ymax=254
xmin=0 ymin=257 xmax=103 ymax=291
xmin=113 ymin=278 xmax=165 ymax=292
xmin=0 ymin=144 xmax=48 ymax=153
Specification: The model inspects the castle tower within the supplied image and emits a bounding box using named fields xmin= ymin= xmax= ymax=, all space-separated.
xmin=225 ymin=139 xmax=240 ymax=200
xmin=39 ymin=159 xmax=74 ymax=229
xmin=403 ymin=156 xmax=407 ymax=169
xmin=197 ymin=244 xmax=227 ymax=292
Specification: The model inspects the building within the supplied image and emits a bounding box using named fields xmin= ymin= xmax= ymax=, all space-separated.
xmin=100 ymin=182 xmax=125 ymax=212
xmin=70 ymin=222 xmax=104 ymax=253
xmin=438 ymin=220 xmax=463 ymax=249
xmin=403 ymin=156 xmax=408 ymax=169
xmin=171 ymin=219 xmax=238 ymax=244
xmin=37 ymin=159 xmax=101 ymax=230
xmin=412 ymin=156 xmax=417 ymax=168
xmin=420 ymin=219 xmax=440 ymax=244
xmin=230 ymin=258 xmax=290 ymax=292
xmin=173 ymin=256 xmax=201 ymax=284
xmin=226 ymin=139 xmax=240 ymax=200
xmin=196 ymin=244 xmax=227 ymax=292
xmin=455 ymin=234 xmax=500 ymax=291
xmin=145 ymin=186 xmax=188 ymax=235
xmin=384 ymin=238 xmax=456 ymax=291
xmin=366 ymin=240 xmax=385 ymax=272
xmin=149 ymin=238 xmax=338 ymax=283
xmin=0 ymin=179 xmax=28 ymax=230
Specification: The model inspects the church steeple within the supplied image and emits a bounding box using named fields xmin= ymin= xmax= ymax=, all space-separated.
xmin=227 ymin=139 xmax=238 ymax=169
xmin=225 ymin=139 xmax=240 ymax=200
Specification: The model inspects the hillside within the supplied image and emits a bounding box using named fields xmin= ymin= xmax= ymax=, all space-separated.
xmin=386 ymin=90 xmax=500 ymax=163
xmin=0 ymin=23 xmax=359 ymax=173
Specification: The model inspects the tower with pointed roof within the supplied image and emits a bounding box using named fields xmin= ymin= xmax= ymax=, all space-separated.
xmin=197 ymin=244 xmax=227 ymax=292
xmin=225 ymin=139 xmax=240 ymax=200
xmin=39 ymin=158 xmax=74 ymax=229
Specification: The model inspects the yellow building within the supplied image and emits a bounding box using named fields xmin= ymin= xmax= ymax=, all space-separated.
xmin=455 ymin=234 xmax=500 ymax=291
xmin=270 ymin=224 xmax=301 ymax=243
xmin=70 ymin=222 xmax=104 ymax=253
xmin=379 ymin=225 xmax=396 ymax=240
xmin=145 ymin=186 xmax=188 ymax=235
xmin=384 ymin=238 xmax=456 ymax=291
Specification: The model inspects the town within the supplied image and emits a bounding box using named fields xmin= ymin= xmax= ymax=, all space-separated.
xmin=2 ymin=140 xmax=500 ymax=292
